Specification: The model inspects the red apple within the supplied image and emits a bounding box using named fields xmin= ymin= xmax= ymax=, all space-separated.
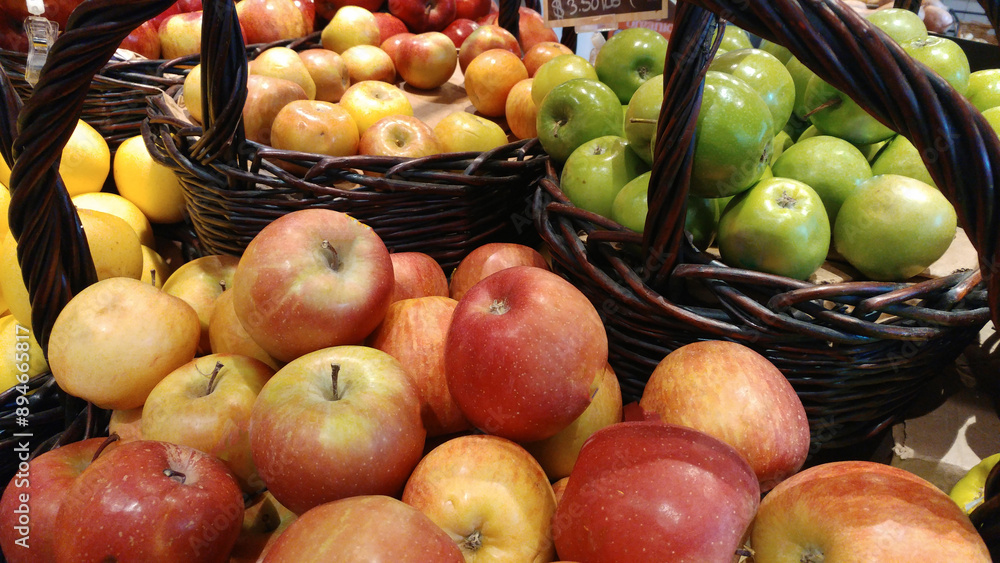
xmin=158 ymin=10 xmax=205 ymax=59
xmin=522 ymin=40 xmax=574 ymax=77
xmin=315 ymin=0 xmax=385 ymax=22
xmin=479 ymin=6 xmax=557 ymax=52
xmin=639 ymin=340 xmax=810 ymax=492
xmin=249 ymin=345 xmax=425 ymax=514
xmin=162 ymin=253 xmax=240 ymax=356
xmin=457 ymin=24 xmax=520 ymax=74
xmin=0 ymin=438 xmax=119 ymax=563
xmin=141 ymin=353 xmax=277 ymax=493
xmin=553 ymin=421 xmax=761 ymax=562
xmin=119 ymin=19 xmax=162 ymax=59
xmin=389 ymin=251 xmax=449 ymax=302
xmin=0 ymin=15 xmax=27 ymax=52
xmin=396 ymin=31 xmax=458 ymax=90
xmin=505 ymin=77 xmax=538 ymax=140
xmin=380 ymin=32 xmax=414 ymax=66
xmin=454 ymin=0 xmax=490 ymax=21
xmin=368 ymin=295 xmax=470 ymax=436
xmin=293 ymin=0 xmax=316 ymax=32
xmin=387 ymin=0 xmax=456 ymax=33
xmin=751 ymin=461 xmax=991 ymax=561
xmin=445 ymin=266 xmax=607 ymax=442
xmin=373 ymin=10 xmax=408 ymax=44
xmin=442 ymin=17 xmax=478 ymax=49
xmin=0 ymin=0 xmax=83 ymax=31
xmin=448 ymin=241 xmax=548 ymax=301
xmin=263 ymin=495 xmax=465 ymax=562
xmin=229 ymin=491 xmax=297 ymax=563
xmin=236 ymin=0 xmax=309 ymax=46
xmin=231 ymin=208 xmax=394 ymax=363
xmin=52 ymin=440 xmax=245 ymax=562
xmin=402 ymin=435 xmax=557 ymax=561
xmin=151 ymin=1 xmax=183 ymax=28
xmin=178 ymin=0 xmax=203 ymax=10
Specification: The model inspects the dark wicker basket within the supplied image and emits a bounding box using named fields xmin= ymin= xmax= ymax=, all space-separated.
xmin=143 ymin=0 xmax=552 ymax=271
xmin=534 ymin=0 xmax=1000 ymax=453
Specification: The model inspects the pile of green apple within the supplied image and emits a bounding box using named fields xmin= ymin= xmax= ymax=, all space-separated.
xmin=548 ymin=10 xmax=989 ymax=283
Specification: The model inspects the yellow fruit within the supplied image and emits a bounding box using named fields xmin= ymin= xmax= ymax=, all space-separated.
xmin=61 ymin=120 xmax=111 ymax=196
xmin=0 ymin=184 xmax=9 ymax=241
xmin=140 ymin=245 xmax=173 ymax=288
xmin=0 ymin=154 xmax=9 ymax=188
xmin=114 ymin=135 xmax=187 ymax=224
xmin=0 ymin=209 xmax=144 ymax=328
xmin=73 ymin=191 xmax=155 ymax=247
xmin=0 ymin=314 xmax=48 ymax=393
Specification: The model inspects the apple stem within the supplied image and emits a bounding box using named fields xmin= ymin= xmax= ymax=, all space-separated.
xmin=321 ymin=240 xmax=341 ymax=271
xmin=206 ymin=361 xmax=225 ymax=395
xmin=803 ymin=98 xmax=841 ymax=119
xmin=163 ymin=468 xmax=187 ymax=484
xmin=461 ymin=530 xmax=482 ymax=552
xmin=219 ymin=280 xmax=227 ymax=292
xmin=331 ymin=364 xmax=341 ymax=401
xmin=91 ymin=433 xmax=120 ymax=463
xmin=149 ymin=269 xmax=157 ymax=287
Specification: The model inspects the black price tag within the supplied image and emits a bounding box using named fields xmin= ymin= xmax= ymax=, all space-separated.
xmin=543 ymin=0 xmax=670 ymax=29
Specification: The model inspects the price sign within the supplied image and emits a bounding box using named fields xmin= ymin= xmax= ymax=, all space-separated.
xmin=544 ymin=0 xmax=670 ymax=30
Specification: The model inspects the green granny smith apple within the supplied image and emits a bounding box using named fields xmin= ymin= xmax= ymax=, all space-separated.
xmin=785 ymin=56 xmax=817 ymax=122
xmin=560 ymin=135 xmax=649 ymax=219
xmin=771 ymin=135 xmax=872 ymax=225
xmin=902 ymin=35 xmax=970 ymax=96
xmin=834 ymin=174 xmax=956 ymax=281
xmin=758 ymin=39 xmax=792 ymax=65
xmin=610 ymin=171 xmax=721 ymax=250
xmin=866 ymin=8 xmax=928 ymax=45
xmin=770 ymin=130 xmax=793 ymax=165
xmin=855 ymin=138 xmax=889 ymax=162
xmin=716 ymin=25 xmax=753 ymax=52
xmin=532 ymin=54 xmax=599 ymax=106
xmin=803 ymin=75 xmax=895 ymax=145
xmin=537 ymin=78 xmax=624 ymax=163
xmin=595 ymin=27 xmax=668 ymax=104
xmin=689 ymin=71 xmax=774 ymax=198
xmin=624 ymin=74 xmax=663 ymax=165
xmin=710 ymin=48 xmax=796 ymax=136
xmin=717 ymin=177 xmax=830 ymax=280
xmin=870 ymin=135 xmax=936 ymax=188
xmin=796 ymin=124 xmax=820 ymax=142
xmin=966 ymin=69 xmax=1000 ymax=112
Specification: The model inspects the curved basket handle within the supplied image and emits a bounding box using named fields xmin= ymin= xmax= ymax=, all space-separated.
xmin=646 ymin=0 xmax=1000 ymax=328
xmin=977 ymin=0 xmax=1000 ymax=38
xmin=6 ymin=0 xmax=176 ymax=352
xmin=892 ymin=0 xmax=920 ymax=12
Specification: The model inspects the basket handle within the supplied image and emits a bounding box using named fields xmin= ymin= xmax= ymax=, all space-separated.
xmin=646 ymin=0 xmax=1000 ymax=328
xmin=4 ymin=0 xmax=176 ymax=353
xmin=892 ymin=0 xmax=920 ymax=12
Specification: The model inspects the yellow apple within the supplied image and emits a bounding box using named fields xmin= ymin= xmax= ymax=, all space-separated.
xmin=242 ymin=74 xmax=310 ymax=145
xmin=182 ymin=63 xmax=204 ymax=123
xmin=339 ymin=80 xmax=414 ymax=136
xmin=251 ymin=46 xmax=317 ymax=100
xmin=108 ymin=407 xmax=144 ymax=442
xmin=114 ymin=135 xmax=187 ymax=224
xmin=47 ymin=277 xmax=201 ymax=410
xmin=140 ymin=245 xmax=173 ymax=289
xmin=464 ymin=48 xmax=528 ymax=117
xmin=340 ymin=44 xmax=396 ymax=84
xmin=162 ymin=254 xmax=240 ymax=356
xmin=208 ymin=289 xmax=282 ymax=371
xmin=433 ymin=111 xmax=509 ymax=153
xmin=320 ymin=5 xmax=381 ymax=54
xmin=298 ymin=49 xmax=350 ymax=103
xmin=72 ymin=191 xmax=156 ymax=248
xmin=505 ymin=78 xmax=538 ymax=140
xmin=269 ymin=100 xmax=360 ymax=157
xmin=0 ymin=314 xmax=47 ymax=393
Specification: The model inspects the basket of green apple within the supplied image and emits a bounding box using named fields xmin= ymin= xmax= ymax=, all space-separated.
xmin=533 ymin=0 xmax=1000 ymax=454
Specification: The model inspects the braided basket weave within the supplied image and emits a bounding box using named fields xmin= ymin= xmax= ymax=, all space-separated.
xmin=534 ymin=0 xmax=1000 ymax=453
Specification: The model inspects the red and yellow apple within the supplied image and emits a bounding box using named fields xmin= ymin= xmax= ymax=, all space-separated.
xmin=396 ymin=32 xmax=458 ymax=90
xmin=448 ymin=241 xmax=549 ymax=301
xmin=359 ymin=115 xmax=445 ymax=159
xmin=464 ymin=48 xmax=528 ymax=117
xmin=270 ymin=100 xmax=360 ymax=157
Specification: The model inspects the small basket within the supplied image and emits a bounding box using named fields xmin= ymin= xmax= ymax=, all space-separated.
xmin=534 ymin=0 xmax=1000 ymax=453
xmin=144 ymin=0 xmax=551 ymax=270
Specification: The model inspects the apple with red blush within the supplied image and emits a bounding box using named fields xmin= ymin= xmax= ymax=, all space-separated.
xmin=158 ymin=10 xmax=206 ymax=59
xmin=373 ymin=11 xmax=408 ymax=44
xmin=359 ymin=115 xmax=444 ymax=158
xmin=120 ymin=20 xmax=162 ymax=59
xmin=457 ymin=24 xmax=521 ymax=74
xmin=395 ymin=32 xmax=458 ymax=90
xmin=454 ymin=0 xmax=491 ymax=21
xmin=315 ymin=0 xmax=384 ymax=22
xmin=443 ymin=18 xmax=479 ymax=49
xmin=523 ymin=41 xmax=574 ymax=77
xmin=388 ymin=0 xmax=457 ymax=33
xmin=479 ymin=6 xmax=557 ymax=52
xmin=151 ymin=1 xmax=183 ymax=29
xmin=237 ymin=0 xmax=309 ymax=46
xmin=381 ymin=32 xmax=414 ymax=64
xmin=448 ymin=241 xmax=548 ymax=300
xmin=389 ymin=251 xmax=450 ymax=301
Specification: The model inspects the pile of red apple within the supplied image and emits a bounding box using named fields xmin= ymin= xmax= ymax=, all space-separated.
xmin=0 ymin=205 xmax=992 ymax=562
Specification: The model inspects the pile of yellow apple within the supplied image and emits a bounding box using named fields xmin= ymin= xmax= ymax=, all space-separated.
xmin=179 ymin=5 xmax=572 ymax=158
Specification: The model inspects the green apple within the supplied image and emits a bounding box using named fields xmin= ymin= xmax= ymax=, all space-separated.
xmin=560 ymin=135 xmax=649 ymax=219
xmin=902 ymin=35 xmax=970 ymax=96
xmin=532 ymin=54 xmax=599 ymax=106
xmin=710 ymin=48 xmax=796 ymax=136
xmin=966 ymin=69 xmax=1000 ymax=112
xmin=770 ymin=130 xmax=793 ymax=165
xmin=785 ymin=56 xmax=817 ymax=122
xmin=797 ymin=124 xmax=819 ymax=142
xmin=771 ymin=135 xmax=872 ymax=225
xmin=610 ymin=171 xmax=721 ymax=250
xmin=595 ymin=27 xmax=668 ymax=104
xmin=834 ymin=174 xmax=956 ymax=281
xmin=624 ymin=74 xmax=663 ymax=165
xmin=717 ymin=177 xmax=830 ymax=280
xmin=870 ymin=134 xmax=936 ymax=188
xmin=803 ymin=75 xmax=895 ymax=145
xmin=715 ymin=25 xmax=753 ymax=52
xmin=536 ymin=78 xmax=624 ymax=163
xmin=856 ymin=138 xmax=889 ymax=162
xmin=866 ymin=8 xmax=928 ymax=45
xmin=759 ymin=39 xmax=792 ymax=65
xmin=689 ymin=71 xmax=774 ymax=198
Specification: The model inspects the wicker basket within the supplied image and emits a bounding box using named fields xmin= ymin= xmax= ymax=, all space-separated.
xmin=534 ymin=0 xmax=1000 ymax=454
xmin=144 ymin=0 xmax=552 ymax=270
